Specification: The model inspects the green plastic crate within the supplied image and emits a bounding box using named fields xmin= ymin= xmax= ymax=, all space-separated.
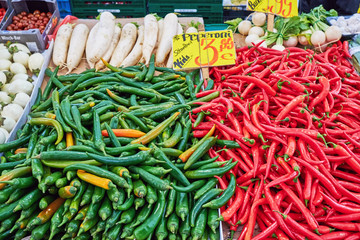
xmin=70 ymin=0 xmax=146 ymax=17
xmin=148 ymin=2 xmax=223 ymax=24
xmin=72 ymin=9 xmax=145 ymax=18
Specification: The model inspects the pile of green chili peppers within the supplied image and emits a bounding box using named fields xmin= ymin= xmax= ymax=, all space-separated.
xmin=0 ymin=56 xmax=237 ymax=240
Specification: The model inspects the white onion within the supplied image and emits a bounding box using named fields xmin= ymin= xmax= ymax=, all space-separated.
xmin=272 ymin=44 xmax=285 ymax=51
xmin=13 ymin=51 xmax=29 ymax=68
xmin=248 ymin=26 xmax=265 ymax=37
xmin=253 ymin=39 xmax=267 ymax=48
xmin=10 ymin=63 xmax=27 ymax=75
xmin=311 ymin=30 xmax=326 ymax=46
xmin=325 ymin=25 xmax=342 ymax=42
xmin=238 ymin=20 xmax=252 ymax=35
xmin=283 ymin=36 xmax=298 ymax=47
xmin=0 ymin=49 xmax=11 ymax=60
xmin=252 ymin=12 xmax=266 ymax=27
xmin=245 ymin=34 xmax=260 ymax=46
xmin=0 ymin=59 xmax=11 ymax=71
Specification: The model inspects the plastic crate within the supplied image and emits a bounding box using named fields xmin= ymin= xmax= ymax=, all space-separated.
xmin=205 ymin=23 xmax=227 ymax=31
xmin=57 ymin=0 xmax=71 ymax=18
xmin=71 ymin=9 xmax=145 ymax=19
xmin=0 ymin=0 xmax=60 ymax=52
xmin=0 ymin=0 xmax=10 ymax=28
xmin=148 ymin=2 xmax=223 ymax=24
xmin=148 ymin=2 xmax=221 ymax=14
xmin=70 ymin=0 xmax=146 ymax=17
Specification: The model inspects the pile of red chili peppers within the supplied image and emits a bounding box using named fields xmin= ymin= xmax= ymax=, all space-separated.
xmin=192 ymin=41 xmax=360 ymax=240
xmin=0 ymin=8 xmax=6 ymax=22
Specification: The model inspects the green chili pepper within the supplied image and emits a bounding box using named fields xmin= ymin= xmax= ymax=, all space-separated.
xmin=131 ymin=190 xmax=166 ymax=240
xmin=194 ymin=178 xmax=218 ymax=200
xmin=155 ymin=213 xmax=168 ymax=240
xmin=185 ymin=160 xmax=237 ymax=179
xmin=165 ymin=184 xmax=176 ymax=218
xmin=129 ymin=166 xmax=172 ymax=191
xmin=190 ymin=188 xmax=222 ymax=227
xmin=184 ymin=137 xmax=217 ymax=170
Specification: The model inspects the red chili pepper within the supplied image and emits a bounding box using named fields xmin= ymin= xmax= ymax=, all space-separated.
xmin=343 ymin=41 xmax=352 ymax=58
xmin=321 ymin=231 xmax=352 ymax=240
xmin=219 ymin=187 xmax=244 ymax=221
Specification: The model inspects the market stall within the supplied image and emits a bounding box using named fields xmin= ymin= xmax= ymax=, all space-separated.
xmin=0 ymin=1 xmax=360 ymax=239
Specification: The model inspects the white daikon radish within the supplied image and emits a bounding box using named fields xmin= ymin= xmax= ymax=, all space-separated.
xmin=66 ymin=24 xmax=89 ymax=73
xmin=28 ymin=53 xmax=44 ymax=75
xmin=86 ymin=22 xmax=100 ymax=68
xmin=245 ymin=34 xmax=259 ymax=46
xmin=87 ymin=12 xmax=115 ymax=65
xmin=166 ymin=23 xmax=183 ymax=69
xmin=311 ymin=30 xmax=326 ymax=47
xmin=121 ymin=26 xmax=145 ymax=68
xmin=252 ymin=12 xmax=266 ymax=26
xmin=8 ymin=43 xmax=30 ymax=54
xmin=156 ymin=19 xmax=164 ymax=48
xmin=52 ymin=24 xmax=74 ymax=67
xmin=10 ymin=63 xmax=27 ymax=75
xmin=0 ymin=59 xmax=11 ymax=71
xmin=13 ymin=51 xmax=29 ymax=68
xmin=325 ymin=25 xmax=342 ymax=42
xmin=248 ymin=26 xmax=264 ymax=37
xmin=0 ymin=49 xmax=11 ymax=60
xmin=141 ymin=14 xmax=159 ymax=65
xmin=95 ymin=24 xmax=121 ymax=70
xmin=156 ymin=13 xmax=178 ymax=66
xmin=2 ymin=103 xmax=23 ymax=121
xmin=283 ymin=36 xmax=298 ymax=47
xmin=238 ymin=20 xmax=252 ymax=35
xmin=110 ymin=23 xmax=137 ymax=67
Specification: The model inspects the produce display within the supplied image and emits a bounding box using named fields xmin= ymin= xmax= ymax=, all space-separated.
xmin=0 ymin=60 xmax=231 ymax=239
xmin=0 ymin=3 xmax=360 ymax=239
xmin=0 ymin=42 xmax=44 ymax=143
xmin=6 ymin=10 xmax=52 ymax=33
xmin=229 ymin=5 xmax=342 ymax=51
xmin=52 ymin=12 xmax=200 ymax=73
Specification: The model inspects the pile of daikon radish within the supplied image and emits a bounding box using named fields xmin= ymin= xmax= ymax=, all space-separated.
xmin=52 ymin=12 xmax=199 ymax=72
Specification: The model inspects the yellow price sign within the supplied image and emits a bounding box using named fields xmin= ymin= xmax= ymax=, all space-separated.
xmin=247 ymin=0 xmax=298 ymax=18
xmin=172 ymin=30 xmax=236 ymax=70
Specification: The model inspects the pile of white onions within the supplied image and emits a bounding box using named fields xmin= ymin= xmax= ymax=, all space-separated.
xmin=0 ymin=43 xmax=43 ymax=143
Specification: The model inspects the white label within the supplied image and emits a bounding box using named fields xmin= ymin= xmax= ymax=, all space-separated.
xmin=174 ymin=9 xmax=197 ymax=13
xmin=26 ymin=42 xmax=38 ymax=52
xmin=97 ymin=9 xmax=120 ymax=13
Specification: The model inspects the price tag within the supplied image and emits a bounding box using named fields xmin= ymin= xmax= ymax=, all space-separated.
xmin=172 ymin=30 xmax=236 ymax=70
xmin=247 ymin=0 xmax=298 ymax=18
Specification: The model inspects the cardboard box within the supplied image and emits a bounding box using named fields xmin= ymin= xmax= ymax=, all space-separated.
xmin=0 ymin=0 xmax=60 ymax=52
